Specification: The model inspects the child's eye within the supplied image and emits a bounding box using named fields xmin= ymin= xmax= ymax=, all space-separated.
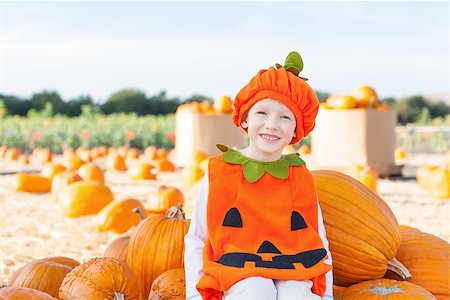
xmin=281 ymin=115 xmax=292 ymax=120
xmin=256 ymin=111 xmax=267 ymax=115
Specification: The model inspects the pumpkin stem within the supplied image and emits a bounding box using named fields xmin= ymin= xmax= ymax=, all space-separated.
xmin=387 ymin=257 xmax=412 ymax=280
xmin=113 ymin=292 xmax=125 ymax=300
xmin=133 ymin=207 xmax=145 ymax=221
xmin=166 ymin=203 xmax=185 ymax=220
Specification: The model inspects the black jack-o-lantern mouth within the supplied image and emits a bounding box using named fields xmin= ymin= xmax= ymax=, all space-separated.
xmin=218 ymin=208 xmax=327 ymax=269
xmin=217 ymin=246 xmax=327 ymax=270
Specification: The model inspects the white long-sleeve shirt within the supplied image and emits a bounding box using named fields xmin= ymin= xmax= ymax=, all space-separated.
xmin=184 ymin=173 xmax=334 ymax=300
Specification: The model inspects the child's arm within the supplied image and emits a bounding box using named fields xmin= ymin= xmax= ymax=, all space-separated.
xmin=184 ymin=173 xmax=209 ymax=300
xmin=317 ymin=199 xmax=334 ymax=299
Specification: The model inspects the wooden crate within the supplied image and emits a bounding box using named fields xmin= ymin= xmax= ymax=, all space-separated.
xmin=311 ymin=108 xmax=400 ymax=177
xmin=175 ymin=111 xmax=248 ymax=167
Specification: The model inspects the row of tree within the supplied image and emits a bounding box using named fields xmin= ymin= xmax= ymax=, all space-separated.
xmin=0 ymin=89 xmax=449 ymax=125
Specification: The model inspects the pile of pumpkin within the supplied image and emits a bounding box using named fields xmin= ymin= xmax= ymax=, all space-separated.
xmin=2 ymin=167 xmax=449 ymax=299
xmin=176 ymin=95 xmax=234 ymax=114
xmin=323 ymin=85 xmax=390 ymax=110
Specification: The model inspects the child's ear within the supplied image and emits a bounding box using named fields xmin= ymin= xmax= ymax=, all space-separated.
xmin=241 ymin=120 xmax=248 ymax=129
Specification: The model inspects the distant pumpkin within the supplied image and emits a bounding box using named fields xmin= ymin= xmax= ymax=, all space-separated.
xmin=58 ymin=181 xmax=114 ymax=217
xmin=97 ymin=198 xmax=145 ymax=233
xmin=15 ymin=173 xmax=51 ymax=193
xmin=78 ymin=162 xmax=104 ymax=183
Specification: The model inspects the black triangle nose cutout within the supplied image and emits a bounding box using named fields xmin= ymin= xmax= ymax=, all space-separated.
xmin=291 ymin=211 xmax=307 ymax=230
xmin=222 ymin=207 xmax=243 ymax=227
xmin=257 ymin=240 xmax=282 ymax=254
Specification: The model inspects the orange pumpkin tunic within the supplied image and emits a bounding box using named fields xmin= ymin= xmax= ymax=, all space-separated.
xmin=196 ymin=149 xmax=332 ymax=299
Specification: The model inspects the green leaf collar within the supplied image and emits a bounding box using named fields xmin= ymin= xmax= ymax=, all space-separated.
xmin=217 ymin=144 xmax=305 ymax=183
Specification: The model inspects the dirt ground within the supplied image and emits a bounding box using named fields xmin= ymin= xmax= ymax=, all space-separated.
xmin=0 ymin=154 xmax=448 ymax=284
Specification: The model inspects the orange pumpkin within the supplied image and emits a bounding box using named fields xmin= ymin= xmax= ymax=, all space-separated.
xmin=75 ymin=147 xmax=92 ymax=163
xmin=97 ymin=198 xmax=145 ymax=233
xmin=298 ymin=145 xmax=311 ymax=155
xmin=126 ymin=148 xmax=140 ymax=160
xmin=352 ymin=85 xmax=379 ymax=108
xmin=155 ymin=148 xmax=168 ymax=160
xmin=149 ymin=268 xmax=186 ymax=300
xmin=0 ymin=287 xmax=57 ymax=299
xmin=155 ymin=158 xmax=176 ymax=172
xmin=58 ymin=181 xmax=114 ymax=217
xmin=147 ymin=186 xmax=184 ymax=213
xmin=144 ymin=146 xmax=158 ymax=161
xmin=349 ymin=163 xmax=378 ymax=193
xmin=428 ymin=167 xmax=449 ymax=199
xmin=8 ymin=257 xmax=79 ymax=298
xmin=129 ymin=163 xmax=157 ymax=180
xmin=77 ymin=163 xmax=104 ymax=183
xmin=62 ymin=153 xmax=85 ymax=171
xmin=336 ymin=279 xmax=436 ymax=300
xmin=127 ymin=205 xmax=190 ymax=298
xmin=51 ymin=171 xmax=83 ymax=200
xmin=384 ymin=226 xmax=449 ymax=299
xmin=325 ymin=94 xmax=357 ymax=109
xmin=213 ymin=95 xmax=233 ymax=113
xmin=106 ymin=153 xmax=127 ymax=171
xmin=5 ymin=147 xmax=20 ymax=160
xmin=104 ymin=236 xmax=130 ymax=262
xmin=311 ymin=170 xmax=409 ymax=286
xmin=394 ymin=147 xmax=407 ymax=160
xmin=18 ymin=154 xmax=30 ymax=164
xmin=416 ymin=165 xmax=439 ymax=189
xmin=59 ymin=257 xmax=141 ymax=299
xmin=41 ymin=163 xmax=66 ymax=180
xmin=15 ymin=173 xmax=51 ymax=193
xmin=183 ymin=166 xmax=205 ymax=187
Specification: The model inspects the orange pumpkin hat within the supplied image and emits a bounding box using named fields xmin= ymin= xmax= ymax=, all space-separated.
xmin=232 ymin=52 xmax=320 ymax=144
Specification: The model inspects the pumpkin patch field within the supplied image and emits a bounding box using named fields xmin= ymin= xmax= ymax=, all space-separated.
xmin=0 ymin=148 xmax=449 ymax=299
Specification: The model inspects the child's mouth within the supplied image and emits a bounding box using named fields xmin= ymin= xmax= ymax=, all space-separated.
xmin=260 ymin=134 xmax=280 ymax=142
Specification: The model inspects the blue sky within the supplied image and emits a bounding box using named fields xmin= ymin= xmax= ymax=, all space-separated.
xmin=0 ymin=1 xmax=448 ymax=103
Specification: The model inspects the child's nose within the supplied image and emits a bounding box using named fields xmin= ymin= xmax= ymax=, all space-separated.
xmin=264 ymin=116 xmax=279 ymax=129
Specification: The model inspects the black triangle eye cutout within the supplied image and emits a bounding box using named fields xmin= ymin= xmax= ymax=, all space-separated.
xmin=291 ymin=211 xmax=307 ymax=230
xmin=222 ymin=207 xmax=243 ymax=227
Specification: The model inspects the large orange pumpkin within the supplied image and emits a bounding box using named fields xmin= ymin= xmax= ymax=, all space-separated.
xmin=104 ymin=236 xmax=130 ymax=262
xmin=77 ymin=162 xmax=104 ymax=183
xmin=15 ymin=173 xmax=51 ymax=193
xmin=311 ymin=170 xmax=409 ymax=286
xmin=8 ymin=257 xmax=80 ymax=298
xmin=336 ymin=278 xmax=436 ymax=300
xmin=0 ymin=287 xmax=57 ymax=299
xmin=385 ymin=226 xmax=449 ymax=300
xmin=127 ymin=205 xmax=190 ymax=298
xmin=97 ymin=198 xmax=145 ymax=233
xmin=58 ymin=181 xmax=114 ymax=217
xmin=59 ymin=257 xmax=141 ymax=299
xmin=149 ymin=268 xmax=186 ymax=300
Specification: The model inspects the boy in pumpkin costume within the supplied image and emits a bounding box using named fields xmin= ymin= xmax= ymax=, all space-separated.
xmin=185 ymin=52 xmax=333 ymax=300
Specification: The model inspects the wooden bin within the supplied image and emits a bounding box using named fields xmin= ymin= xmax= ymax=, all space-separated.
xmin=175 ymin=111 xmax=248 ymax=167
xmin=311 ymin=108 xmax=399 ymax=177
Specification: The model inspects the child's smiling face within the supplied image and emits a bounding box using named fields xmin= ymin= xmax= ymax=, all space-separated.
xmin=241 ymin=98 xmax=297 ymax=161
